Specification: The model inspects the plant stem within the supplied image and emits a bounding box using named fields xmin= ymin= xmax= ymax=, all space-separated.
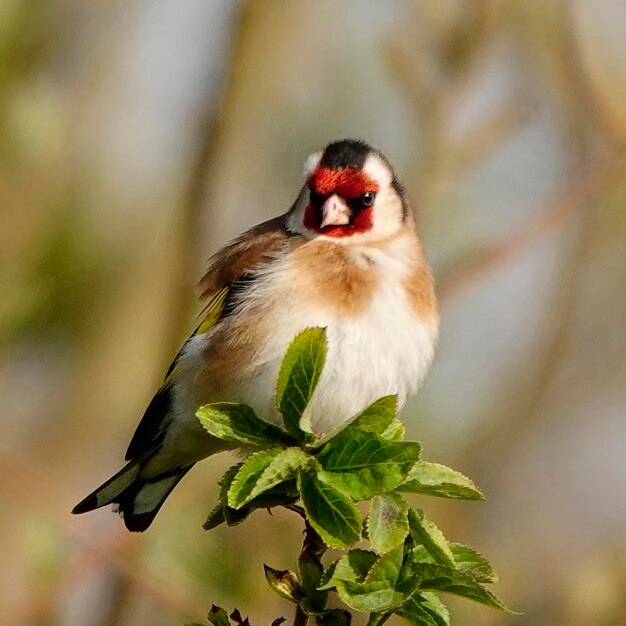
xmin=366 ymin=612 xmax=391 ymax=626
xmin=301 ymin=520 xmax=326 ymax=563
xmin=285 ymin=503 xmax=306 ymax=519
xmin=294 ymin=605 xmax=308 ymax=626
xmin=293 ymin=521 xmax=327 ymax=626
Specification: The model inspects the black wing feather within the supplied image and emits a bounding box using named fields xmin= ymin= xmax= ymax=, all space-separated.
xmin=125 ymin=382 xmax=173 ymax=460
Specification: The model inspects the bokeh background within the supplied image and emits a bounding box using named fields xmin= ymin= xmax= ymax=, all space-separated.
xmin=1 ymin=1 xmax=625 ymax=624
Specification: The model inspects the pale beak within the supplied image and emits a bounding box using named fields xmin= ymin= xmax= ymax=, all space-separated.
xmin=320 ymin=194 xmax=351 ymax=228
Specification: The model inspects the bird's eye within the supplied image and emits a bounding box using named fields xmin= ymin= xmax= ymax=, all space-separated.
xmin=361 ymin=191 xmax=376 ymax=207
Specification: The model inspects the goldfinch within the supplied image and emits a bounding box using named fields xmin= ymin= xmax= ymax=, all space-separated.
xmin=73 ymin=139 xmax=439 ymax=531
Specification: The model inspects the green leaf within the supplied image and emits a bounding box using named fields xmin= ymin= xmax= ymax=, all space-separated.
xmin=220 ymin=465 xmax=250 ymax=526
xmin=315 ymin=430 xmax=421 ymax=500
xmin=319 ymin=550 xmax=377 ymax=590
xmin=228 ymin=447 xmax=312 ymax=509
xmin=298 ymin=473 xmax=361 ymax=549
xmin=264 ymin=565 xmax=302 ymax=603
xmin=197 ymin=402 xmax=292 ymax=446
xmin=368 ymin=493 xmax=410 ymax=554
xmin=299 ymin=556 xmax=328 ymax=614
xmin=275 ymin=327 xmax=327 ymax=439
xmin=227 ymin=449 xmax=281 ymax=508
xmin=300 ymin=552 xmax=324 ymax=593
xmin=418 ymin=564 xmax=510 ymax=611
xmin=380 ymin=418 xmax=406 ymax=441
xmin=333 ymin=546 xmax=419 ymax=612
xmin=313 ymin=396 xmax=398 ymax=448
xmin=395 ymin=592 xmax=450 ymax=626
xmin=344 ymin=395 xmax=398 ymax=435
xmin=400 ymin=462 xmax=484 ymax=500
xmin=408 ymin=510 xmax=455 ymax=568
xmin=207 ymin=605 xmax=231 ymax=626
xmin=222 ymin=491 xmax=299 ymax=528
xmin=334 ymin=579 xmax=408 ymax=613
xmin=450 ymin=543 xmax=499 ymax=583
xmin=364 ymin=543 xmax=404 ymax=587
xmin=221 ymin=465 xmax=263 ymax=527
xmin=204 ymin=466 xmax=298 ymax=530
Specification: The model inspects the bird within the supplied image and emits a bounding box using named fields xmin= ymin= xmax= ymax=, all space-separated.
xmin=72 ymin=139 xmax=439 ymax=532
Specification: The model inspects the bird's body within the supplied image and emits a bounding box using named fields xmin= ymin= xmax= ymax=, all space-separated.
xmin=73 ymin=139 xmax=439 ymax=531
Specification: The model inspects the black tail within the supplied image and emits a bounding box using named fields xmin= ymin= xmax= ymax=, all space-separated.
xmin=72 ymin=445 xmax=193 ymax=532
xmin=115 ymin=466 xmax=192 ymax=532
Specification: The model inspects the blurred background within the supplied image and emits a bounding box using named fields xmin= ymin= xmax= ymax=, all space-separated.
xmin=1 ymin=1 xmax=625 ymax=624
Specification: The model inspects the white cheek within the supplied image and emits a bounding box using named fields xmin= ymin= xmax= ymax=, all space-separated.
xmin=371 ymin=188 xmax=405 ymax=237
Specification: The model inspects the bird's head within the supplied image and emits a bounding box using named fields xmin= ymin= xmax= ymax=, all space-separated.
xmin=288 ymin=139 xmax=409 ymax=243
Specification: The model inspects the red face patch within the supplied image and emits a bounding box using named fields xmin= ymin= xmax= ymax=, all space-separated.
xmin=307 ymin=166 xmax=378 ymax=198
xmin=304 ymin=204 xmax=373 ymax=238
xmin=304 ymin=167 xmax=378 ymax=237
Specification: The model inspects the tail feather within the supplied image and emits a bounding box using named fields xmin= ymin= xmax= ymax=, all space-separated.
xmin=116 ymin=467 xmax=192 ymax=532
xmin=72 ymin=443 xmax=159 ymax=515
xmin=73 ymin=442 xmax=193 ymax=532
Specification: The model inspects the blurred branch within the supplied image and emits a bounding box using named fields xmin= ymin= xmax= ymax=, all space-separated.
xmin=163 ymin=4 xmax=248 ymax=354
xmin=437 ymin=150 xmax=626 ymax=303
xmin=4 ymin=6 xmax=253 ymax=624
xmin=444 ymin=105 xmax=531 ymax=177
xmin=560 ymin=2 xmax=626 ymax=147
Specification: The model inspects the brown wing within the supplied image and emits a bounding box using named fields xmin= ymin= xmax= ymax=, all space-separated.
xmin=125 ymin=215 xmax=290 ymax=461
xmin=198 ymin=215 xmax=290 ymax=300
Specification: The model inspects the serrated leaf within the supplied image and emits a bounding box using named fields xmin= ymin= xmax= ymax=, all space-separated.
xmin=204 ymin=502 xmax=226 ymax=530
xmin=223 ymin=490 xmax=300 ymax=527
xmin=205 ymin=468 xmax=299 ymax=530
xmin=197 ymin=402 xmax=292 ymax=446
xmin=400 ymin=461 xmax=484 ymax=500
xmin=334 ymin=579 xmax=409 ymax=612
xmin=450 ymin=543 xmax=499 ymax=583
xmin=418 ymin=564 xmax=511 ymax=611
xmin=214 ymin=465 xmax=256 ymax=527
xmin=207 ymin=605 xmax=230 ymax=626
xmin=364 ymin=544 xmax=404 ymax=587
xmin=395 ymin=592 xmax=450 ymax=626
xmin=368 ymin=493 xmax=410 ymax=554
xmin=312 ymin=396 xmax=398 ymax=448
xmin=315 ymin=430 xmax=420 ymax=500
xmin=298 ymin=473 xmax=361 ymax=549
xmin=228 ymin=449 xmax=282 ymax=508
xmin=228 ymin=447 xmax=311 ymax=509
xmin=380 ymin=418 xmax=406 ymax=441
xmin=408 ymin=510 xmax=455 ymax=568
xmin=264 ymin=565 xmax=302 ymax=603
xmin=220 ymin=465 xmax=249 ymax=526
xmin=344 ymin=395 xmax=398 ymax=435
xmin=335 ymin=546 xmax=418 ymax=612
xmin=276 ymin=328 xmax=327 ymax=439
xmin=319 ymin=550 xmax=377 ymax=590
